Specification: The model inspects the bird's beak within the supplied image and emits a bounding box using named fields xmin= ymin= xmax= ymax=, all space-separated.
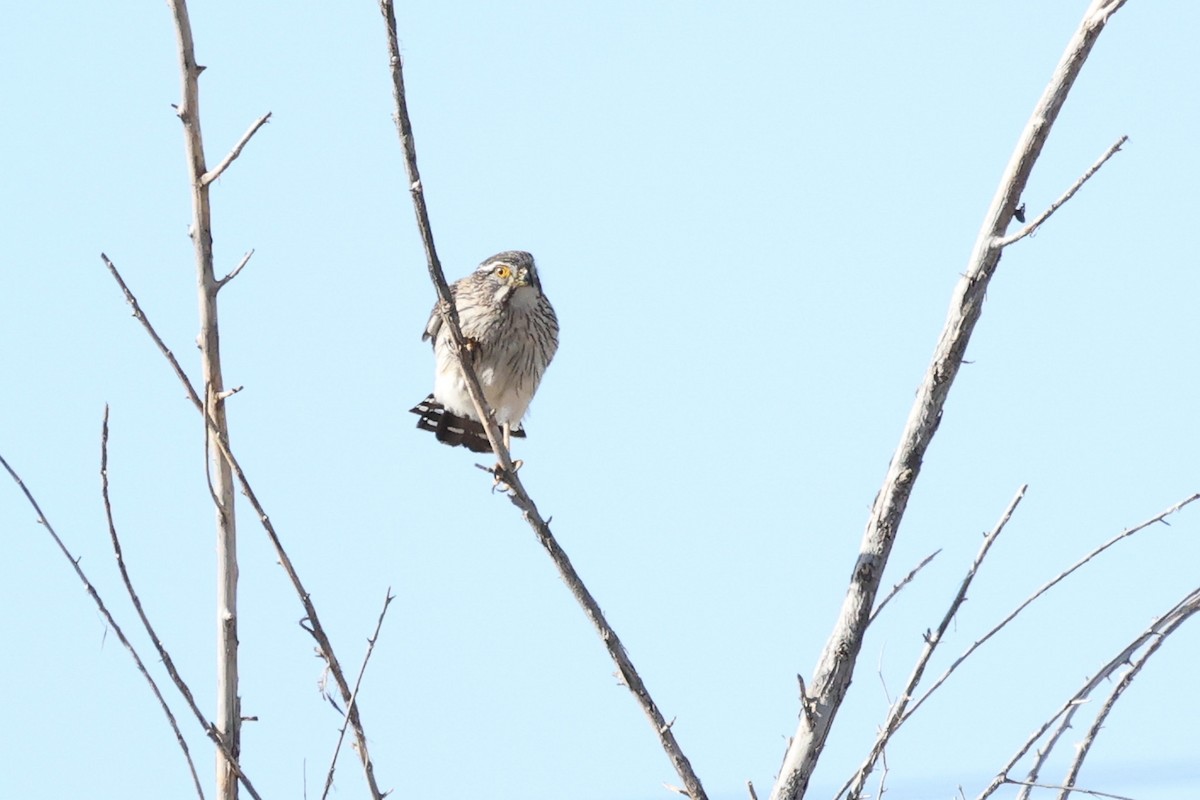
xmin=511 ymin=267 xmax=531 ymax=288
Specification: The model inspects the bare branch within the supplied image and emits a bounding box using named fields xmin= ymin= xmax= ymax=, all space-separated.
xmin=838 ymin=486 xmax=1027 ymax=800
xmin=101 ymin=407 xmax=268 ymax=799
xmin=100 ymin=407 xmax=206 ymax=800
xmin=996 ymin=135 xmax=1129 ymax=247
xmin=378 ymin=3 xmax=708 ymax=799
xmin=100 ymin=252 xmax=386 ymax=800
xmin=202 ymin=113 xmax=272 ymax=187
xmin=322 ymin=589 xmax=395 ymax=800
xmin=164 ymin=2 xmax=243 ymax=794
xmin=748 ymin=781 xmax=759 ymax=800
xmin=217 ymin=249 xmax=255 ymax=290
xmin=1006 ymin=781 xmax=1135 ymax=800
xmin=770 ymin=4 xmax=1132 ymax=796
xmin=869 ymin=548 xmax=942 ymax=625
xmin=796 ymin=674 xmax=816 ymax=730
xmin=978 ymin=586 xmax=1200 ymax=800
xmin=906 ymin=491 xmax=1200 ymax=729
xmin=0 ymin=446 xmax=262 ymax=800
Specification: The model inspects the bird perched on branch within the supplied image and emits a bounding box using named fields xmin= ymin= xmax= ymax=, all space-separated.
xmin=410 ymin=250 xmax=559 ymax=454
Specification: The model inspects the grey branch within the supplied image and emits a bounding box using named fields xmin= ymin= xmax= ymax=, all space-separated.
xmin=978 ymin=585 xmax=1200 ymax=800
xmin=0 ymin=445 xmax=262 ymax=800
xmin=101 ymin=406 xmax=264 ymax=800
xmin=377 ymin=3 xmax=708 ymax=798
xmin=838 ymin=486 xmax=1027 ymax=800
xmin=1006 ymin=780 xmax=1136 ymax=800
xmin=164 ymin=2 xmax=242 ymax=796
xmin=769 ymin=4 xmax=1130 ymax=799
xmin=868 ymin=548 xmax=942 ymax=626
xmin=217 ymin=249 xmax=255 ymax=290
xmin=905 ymin=491 xmax=1200 ymax=732
xmin=202 ymin=113 xmax=272 ymax=187
xmin=322 ymin=589 xmax=395 ymax=800
xmin=996 ymin=135 xmax=1129 ymax=248
xmin=101 ymin=253 xmax=386 ymax=800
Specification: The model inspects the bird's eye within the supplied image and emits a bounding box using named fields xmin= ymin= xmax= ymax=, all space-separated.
xmin=494 ymin=265 xmax=512 ymax=279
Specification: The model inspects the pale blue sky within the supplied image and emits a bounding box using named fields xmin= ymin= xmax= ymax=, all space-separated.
xmin=2 ymin=3 xmax=1198 ymax=799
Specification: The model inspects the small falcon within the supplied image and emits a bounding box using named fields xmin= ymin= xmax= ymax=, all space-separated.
xmin=410 ymin=251 xmax=559 ymax=453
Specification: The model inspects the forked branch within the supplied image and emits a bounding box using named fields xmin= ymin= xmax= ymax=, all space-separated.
xmin=838 ymin=486 xmax=1027 ymax=800
xmin=101 ymin=253 xmax=386 ymax=800
xmin=0 ymin=447 xmax=262 ymax=800
xmin=979 ymin=585 xmax=1200 ymax=800
xmin=770 ymin=3 xmax=1130 ymax=798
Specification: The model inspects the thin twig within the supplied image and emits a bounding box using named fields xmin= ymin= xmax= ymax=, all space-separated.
xmin=869 ymin=548 xmax=942 ymax=625
xmin=995 ymin=135 xmax=1129 ymax=247
xmin=321 ymin=589 xmax=395 ymax=800
xmin=1007 ymin=780 xmax=1135 ymax=800
xmin=202 ymin=113 xmax=272 ymax=186
xmin=378 ymin=3 xmax=709 ymax=799
xmin=100 ymin=252 xmax=386 ymax=800
xmin=100 ymin=407 xmax=207 ymax=800
xmin=837 ymin=486 xmax=1027 ymax=800
xmin=1050 ymin=590 xmax=1199 ymax=800
xmin=978 ymin=587 xmax=1200 ymax=800
xmin=217 ymin=249 xmax=255 ymax=290
xmin=904 ymin=492 xmax=1200 ymax=728
xmin=0 ymin=447 xmax=262 ymax=800
xmin=769 ymin=4 xmax=1129 ymax=797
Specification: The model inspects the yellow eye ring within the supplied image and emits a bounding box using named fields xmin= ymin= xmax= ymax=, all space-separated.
xmin=494 ymin=265 xmax=512 ymax=279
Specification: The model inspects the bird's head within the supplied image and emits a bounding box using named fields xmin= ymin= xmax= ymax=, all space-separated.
xmin=476 ymin=250 xmax=541 ymax=305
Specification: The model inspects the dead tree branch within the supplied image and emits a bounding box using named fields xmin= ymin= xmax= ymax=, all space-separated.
xmin=321 ymin=589 xmax=395 ymax=800
xmin=163 ymin=2 xmax=264 ymax=794
xmin=978 ymin=586 xmax=1200 ymax=800
xmin=839 ymin=486 xmax=1027 ymax=800
xmin=101 ymin=253 xmax=386 ymax=800
xmin=996 ymin=135 xmax=1128 ymax=247
xmin=769 ymin=4 xmax=1130 ymax=797
xmin=868 ymin=548 xmax=942 ymax=626
xmin=377 ymin=3 xmax=708 ymax=797
xmin=202 ymin=114 xmax=272 ymax=187
xmin=100 ymin=407 xmax=206 ymax=800
xmin=904 ymin=491 xmax=1199 ymax=728
xmin=100 ymin=406 xmax=265 ymax=800
xmin=0 ymin=448 xmax=262 ymax=800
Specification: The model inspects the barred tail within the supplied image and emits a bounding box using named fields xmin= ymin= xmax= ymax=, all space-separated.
xmin=409 ymin=395 xmax=525 ymax=454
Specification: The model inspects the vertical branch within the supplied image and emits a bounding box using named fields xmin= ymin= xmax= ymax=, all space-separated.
xmin=769 ymin=3 xmax=1128 ymax=799
xmin=166 ymin=2 xmax=240 ymax=797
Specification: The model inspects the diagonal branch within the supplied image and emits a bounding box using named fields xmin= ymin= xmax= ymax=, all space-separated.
xmin=995 ymin=135 xmax=1128 ymax=247
xmin=101 ymin=407 xmax=206 ymax=800
xmin=377 ymin=3 xmax=708 ymax=798
xmin=769 ymin=3 xmax=1131 ymax=798
xmin=904 ymin=491 xmax=1199 ymax=729
xmin=100 ymin=406 xmax=267 ymax=800
xmin=978 ymin=585 xmax=1200 ymax=800
xmin=101 ymin=252 xmax=386 ymax=800
xmin=868 ymin=548 xmax=941 ymax=626
xmin=321 ymin=588 xmax=394 ymax=800
xmin=217 ymin=249 xmax=255 ymax=290
xmin=0 ymin=446 xmax=262 ymax=800
xmin=202 ymin=113 xmax=272 ymax=187
xmin=839 ymin=486 xmax=1026 ymax=800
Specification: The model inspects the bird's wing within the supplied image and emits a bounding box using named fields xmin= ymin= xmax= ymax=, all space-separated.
xmin=421 ymin=281 xmax=459 ymax=343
